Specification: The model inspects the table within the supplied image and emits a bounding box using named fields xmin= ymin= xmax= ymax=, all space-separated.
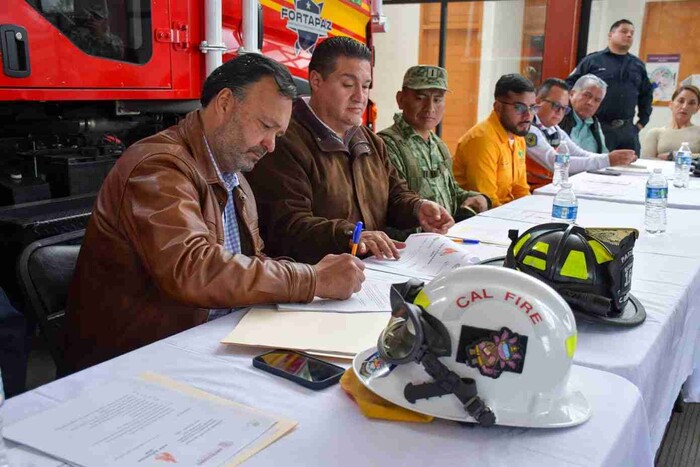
xmin=4 ymin=313 xmax=654 ymax=467
xmin=534 ymin=160 xmax=700 ymax=210
xmin=452 ymin=196 xmax=700 ymax=451
xmin=5 ymin=188 xmax=697 ymax=464
xmin=476 ymin=195 xmax=700 ymax=258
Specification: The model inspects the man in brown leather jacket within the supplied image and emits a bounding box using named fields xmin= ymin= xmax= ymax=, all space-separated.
xmin=248 ymin=37 xmax=455 ymax=264
xmin=64 ymin=54 xmax=365 ymax=372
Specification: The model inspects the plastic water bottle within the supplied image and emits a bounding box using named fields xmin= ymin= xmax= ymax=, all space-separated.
xmin=552 ymin=140 xmax=571 ymax=186
xmin=673 ymin=141 xmax=692 ymax=188
xmin=551 ymin=182 xmax=578 ymax=224
xmin=645 ymin=168 xmax=667 ymax=234
xmin=0 ymin=368 xmax=9 ymax=467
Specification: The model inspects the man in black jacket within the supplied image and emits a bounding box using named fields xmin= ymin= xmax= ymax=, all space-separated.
xmin=566 ymin=19 xmax=652 ymax=153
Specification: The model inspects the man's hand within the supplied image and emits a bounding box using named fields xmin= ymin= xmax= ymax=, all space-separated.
xmin=461 ymin=195 xmax=489 ymax=214
xmin=635 ymin=122 xmax=644 ymax=131
xmin=418 ymin=200 xmax=455 ymax=234
xmin=314 ymin=254 xmax=365 ymax=300
xmin=357 ymin=230 xmax=405 ymax=260
xmin=608 ymin=149 xmax=637 ymax=166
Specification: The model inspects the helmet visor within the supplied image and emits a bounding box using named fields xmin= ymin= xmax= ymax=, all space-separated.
xmin=378 ymin=302 xmax=424 ymax=364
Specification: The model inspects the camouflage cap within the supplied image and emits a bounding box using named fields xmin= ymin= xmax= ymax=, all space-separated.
xmin=402 ymin=65 xmax=449 ymax=91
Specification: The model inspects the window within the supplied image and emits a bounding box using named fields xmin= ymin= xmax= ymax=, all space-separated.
xmin=26 ymin=0 xmax=152 ymax=64
xmin=374 ymin=1 xmax=548 ymax=152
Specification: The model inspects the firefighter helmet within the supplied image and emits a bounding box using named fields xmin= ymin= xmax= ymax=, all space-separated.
xmin=488 ymin=223 xmax=646 ymax=327
xmin=353 ymin=266 xmax=591 ymax=428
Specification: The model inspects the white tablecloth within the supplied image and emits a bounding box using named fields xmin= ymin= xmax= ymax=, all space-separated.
xmin=459 ymin=196 xmax=700 ymax=450
xmin=477 ymin=195 xmax=700 ymax=258
xmin=3 ymin=313 xmax=654 ymax=467
xmin=534 ymin=160 xmax=700 ymax=210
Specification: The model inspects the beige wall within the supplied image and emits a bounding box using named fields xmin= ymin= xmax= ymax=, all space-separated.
xmin=371 ymin=5 xmax=421 ymax=132
xmin=477 ymin=1 xmax=526 ymax=122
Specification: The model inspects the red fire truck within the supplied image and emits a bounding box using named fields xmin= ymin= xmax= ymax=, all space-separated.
xmin=0 ymin=0 xmax=384 ymax=309
xmin=0 ymin=0 xmax=382 ymax=207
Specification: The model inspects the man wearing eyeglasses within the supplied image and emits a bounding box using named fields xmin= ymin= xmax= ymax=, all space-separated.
xmin=526 ymin=78 xmax=637 ymax=191
xmin=453 ymin=74 xmax=534 ymax=207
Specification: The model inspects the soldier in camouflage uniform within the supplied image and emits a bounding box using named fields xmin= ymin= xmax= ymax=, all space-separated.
xmin=67 ymin=4 xmax=124 ymax=60
xmin=379 ymin=65 xmax=490 ymax=239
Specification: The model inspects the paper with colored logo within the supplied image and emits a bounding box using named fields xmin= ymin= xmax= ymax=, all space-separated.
xmin=4 ymin=373 xmax=296 ymax=466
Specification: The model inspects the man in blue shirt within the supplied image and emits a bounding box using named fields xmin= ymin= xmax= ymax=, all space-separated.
xmin=560 ymin=74 xmax=609 ymax=153
xmin=566 ymin=19 xmax=653 ymax=154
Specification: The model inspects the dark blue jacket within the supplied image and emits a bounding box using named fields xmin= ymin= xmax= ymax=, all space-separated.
xmin=566 ymin=48 xmax=653 ymax=126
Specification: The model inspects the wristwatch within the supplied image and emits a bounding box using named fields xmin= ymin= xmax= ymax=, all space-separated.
xmin=667 ymin=152 xmax=675 ymax=161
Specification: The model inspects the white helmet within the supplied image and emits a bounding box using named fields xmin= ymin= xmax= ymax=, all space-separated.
xmin=353 ymin=266 xmax=591 ymax=428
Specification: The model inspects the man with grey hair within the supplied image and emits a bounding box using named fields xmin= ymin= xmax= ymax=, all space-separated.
xmin=560 ymin=74 xmax=609 ymax=153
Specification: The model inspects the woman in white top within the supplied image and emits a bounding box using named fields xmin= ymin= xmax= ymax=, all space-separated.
xmin=641 ymin=85 xmax=700 ymax=160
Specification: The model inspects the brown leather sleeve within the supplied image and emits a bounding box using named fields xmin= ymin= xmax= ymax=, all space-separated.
xmin=248 ymin=137 xmax=356 ymax=264
xmin=369 ymin=131 xmax=423 ymax=229
xmin=119 ymin=154 xmax=316 ymax=307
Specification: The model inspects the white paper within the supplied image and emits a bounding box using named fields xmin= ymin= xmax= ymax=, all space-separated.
xmin=277 ymin=279 xmax=391 ymax=313
xmin=537 ymin=172 xmax=646 ymax=198
xmin=364 ymin=268 xmax=417 ymax=284
xmin=446 ymin=223 xmax=512 ymax=246
xmin=363 ymin=233 xmax=480 ymax=280
xmin=7 ymin=445 xmax=72 ymax=466
xmin=561 ymin=179 xmax=635 ymax=198
xmin=5 ymin=379 xmax=277 ymax=467
xmin=481 ymin=208 xmax=552 ymax=224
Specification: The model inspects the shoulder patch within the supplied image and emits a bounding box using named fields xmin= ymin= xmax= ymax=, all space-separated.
xmin=526 ymin=133 xmax=537 ymax=148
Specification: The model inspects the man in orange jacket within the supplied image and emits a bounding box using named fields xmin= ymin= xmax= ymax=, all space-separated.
xmin=453 ymin=74 xmax=535 ymax=207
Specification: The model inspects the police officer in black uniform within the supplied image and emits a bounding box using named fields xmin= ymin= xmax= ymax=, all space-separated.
xmin=566 ymin=19 xmax=653 ymax=154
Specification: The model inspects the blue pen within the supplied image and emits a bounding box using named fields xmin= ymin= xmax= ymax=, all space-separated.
xmin=451 ymin=238 xmax=480 ymax=245
xmin=350 ymin=221 xmax=364 ymax=256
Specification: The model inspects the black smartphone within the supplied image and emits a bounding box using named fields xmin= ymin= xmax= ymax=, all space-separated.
xmin=252 ymin=349 xmax=345 ymax=390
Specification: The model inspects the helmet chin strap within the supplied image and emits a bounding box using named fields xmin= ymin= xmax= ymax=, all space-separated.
xmin=404 ymin=347 xmax=496 ymax=427
xmin=389 ymin=279 xmax=495 ymax=426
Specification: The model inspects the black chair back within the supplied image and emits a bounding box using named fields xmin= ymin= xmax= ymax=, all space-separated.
xmin=17 ymin=230 xmax=84 ymax=374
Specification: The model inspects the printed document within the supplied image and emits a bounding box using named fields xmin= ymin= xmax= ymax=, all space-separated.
xmin=5 ymin=377 xmax=280 ymax=467
xmin=278 ymin=279 xmax=391 ymax=313
xmin=363 ymin=233 xmax=480 ymax=280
